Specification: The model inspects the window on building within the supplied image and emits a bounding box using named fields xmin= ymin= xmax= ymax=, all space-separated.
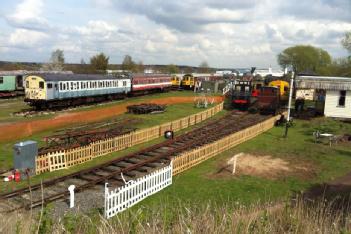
xmin=39 ymin=81 xmax=44 ymax=89
xmin=47 ymin=83 xmax=53 ymax=89
xmin=338 ymin=90 xmax=346 ymax=107
xmin=0 ymin=77 xmax=3 ymax=84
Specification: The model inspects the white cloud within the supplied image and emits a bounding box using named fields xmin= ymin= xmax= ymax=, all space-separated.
xmin=9 ymin=29 xmax=49 ymax=47
xmin=1 ymin=0 xmax=351 ymax=67
xmin=6 ymin=0 xmax=48 ymax=30
xmin=75 ymin=20 xmax=117 ymax=36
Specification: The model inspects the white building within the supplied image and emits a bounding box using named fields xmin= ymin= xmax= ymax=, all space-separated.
xmin=254 ymin=67 xmax=287 ymax=77
xmin=296 ymin=76 xmax=351 ymax=119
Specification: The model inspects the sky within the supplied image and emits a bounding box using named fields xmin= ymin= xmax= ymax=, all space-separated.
xmin=0 ymin=0 xmax=350 ymax=68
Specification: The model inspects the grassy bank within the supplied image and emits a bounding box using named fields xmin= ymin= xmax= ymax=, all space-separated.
xmin=3 ymin=198 xmax=351 ymax=233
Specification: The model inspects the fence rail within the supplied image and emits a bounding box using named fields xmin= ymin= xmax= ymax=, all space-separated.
xmin=104 ymin=162 xmax=173 ymax=219
xmin=35 ymin=102 xmax=224 ymax=174
xmin=172 ymin=113 xmax=284 ymax=175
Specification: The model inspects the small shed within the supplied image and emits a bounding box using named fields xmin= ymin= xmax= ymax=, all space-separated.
xmin=296 ymin=76 xmax=351 ymax=118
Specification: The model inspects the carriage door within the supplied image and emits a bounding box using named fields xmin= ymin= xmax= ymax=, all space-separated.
xmin=16 ymin=75 xmax=23 ymax=89
xmin=46 ymin=82 xmax=55 ymax=99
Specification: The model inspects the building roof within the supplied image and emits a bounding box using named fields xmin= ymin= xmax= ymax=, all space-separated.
xmin=0 ymin=70 xmax=73 ymax=76
xmin=29 ymin=73 xmax=127 ymax=82
xmin=296 ymin=75 xmax=351 ymax=90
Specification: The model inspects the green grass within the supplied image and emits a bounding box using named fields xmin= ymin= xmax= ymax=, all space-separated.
xmin=129 ymin=117 xmax=351 ymax=210
xmin=0 ymin=103 xmax=227 ymax=192
xmin=0 ymin=91 xmax=202 ymax=123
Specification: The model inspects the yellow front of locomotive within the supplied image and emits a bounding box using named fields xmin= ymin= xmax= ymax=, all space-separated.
xmin=25 ymin=75 xmax=47 ymax=100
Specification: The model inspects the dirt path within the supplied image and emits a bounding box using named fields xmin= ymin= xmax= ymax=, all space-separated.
xmin=0 ymin=96 xmax=223 ymax=142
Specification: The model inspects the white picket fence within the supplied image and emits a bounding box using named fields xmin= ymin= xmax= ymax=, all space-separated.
xmin=104 ymin=162 xmax=173 ymax=219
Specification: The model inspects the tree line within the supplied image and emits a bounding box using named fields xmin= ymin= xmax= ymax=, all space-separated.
xmin=42 ymin=50 xmax=212 ymax=74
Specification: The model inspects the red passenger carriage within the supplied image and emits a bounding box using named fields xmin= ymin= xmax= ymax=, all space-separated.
xmin=131 ymin=74 xmax=172 ymax=92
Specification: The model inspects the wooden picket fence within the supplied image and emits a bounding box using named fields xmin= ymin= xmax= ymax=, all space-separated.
xmin=35 ymin=102 xmax=224 ymax=174
xmin=104 ymin=162 xmax=173 ymax=218
xmin=172 ymin=113 xmax=284 ymax=175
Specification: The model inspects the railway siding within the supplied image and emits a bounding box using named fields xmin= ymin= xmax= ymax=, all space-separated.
xmin=35 ymin=103 xmax=224 ymax=174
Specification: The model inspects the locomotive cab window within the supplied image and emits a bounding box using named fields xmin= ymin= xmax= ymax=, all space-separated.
xmin=338 ymin=90 xmax=346 ymax=107
xmin=47 ymin=83 xmax=53 ymax=89
xmin=39 ymin=81 xmax=44 ymax=89
xmin=0 ymin=77 xmax=3 ymax=84
xmin=26 ymin=81 xmax=29 ymax=88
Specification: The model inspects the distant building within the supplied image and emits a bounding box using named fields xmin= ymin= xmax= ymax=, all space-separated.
xmin=296 ymin=75 xmax=351 ymax=118
xmin=144 ymin=68 xmax=154 ymax=74
xmin=215 ymin=70 xmax=233 ymax=75
xmin=254 ymin=67 xmax=286 ymax=77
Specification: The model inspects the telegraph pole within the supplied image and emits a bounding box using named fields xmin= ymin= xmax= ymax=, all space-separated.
xmin=284 ymin=71 xmax=295 ymax=138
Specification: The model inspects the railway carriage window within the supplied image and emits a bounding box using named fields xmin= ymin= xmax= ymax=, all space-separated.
xmin=39 ymin=81 xmax=44 ymax=89
xmin=26 ymin=81 xmax=29 ymax=88
xmin=0 ymin=77 xmax=3 ymax=84
xmin=338 ymin=90 xmax=346 ymax=107
xmin=123 ymin=81 xmax=127 ymax=86
xmin=55 ymin=84 xmax=58 ymax=90
xmin=63 ymin=83 xmax=66 ymax=90
xmin=70 ymin=82 xmax=73 ymax=90
xmin=284 ymin=86 xmax=288 ymax=92
xmin=60 ymin=83 xmax=63 ymax=90
xmin=47 ymin=83 xmax=53 ymax=89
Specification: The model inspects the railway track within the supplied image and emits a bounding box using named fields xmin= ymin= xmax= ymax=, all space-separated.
xmin=0 ymin=111 xmax=271 ymax=212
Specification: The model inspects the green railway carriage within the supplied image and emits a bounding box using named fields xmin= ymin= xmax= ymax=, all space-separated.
xmin=0 ymin=75 xmax=16 ymax=91
xmin=0 ymin=73 xmax=24 ymax=97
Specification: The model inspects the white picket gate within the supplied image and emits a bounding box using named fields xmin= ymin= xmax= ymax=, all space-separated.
xmin=104 ymin=162 xmax=173 ymax=218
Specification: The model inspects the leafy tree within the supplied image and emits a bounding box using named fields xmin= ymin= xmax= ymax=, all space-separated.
xmin=136 ymin=61 xmax=144 ymax=73
xmin=41 ymin=49 xmax=65 ymax=71
xmin=199 ymin=61 xmax=210 ymax=73
xmin=90 ymin=53 xmax=109 ymax=71
xmin=277 ymin=45 xmax=331 ymax=74
xmin=80 ymin=58 xmax=86 ymax=64
xmin=341 ymin=31 xmax=351 ymax=55
xmin=166 ymin=64 xmax=179 ymax=74
xmin=121 ymin=55 xmax=136 ymax=71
